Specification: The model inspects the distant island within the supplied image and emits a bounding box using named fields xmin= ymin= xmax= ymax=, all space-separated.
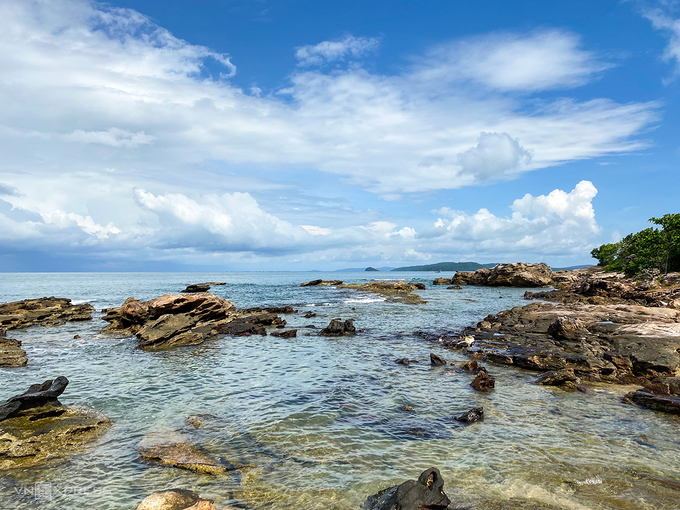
xmin=365 ymin=267 xmax=379 ymax=271
xmin=391 ymin=262 xmax=498 ymax=272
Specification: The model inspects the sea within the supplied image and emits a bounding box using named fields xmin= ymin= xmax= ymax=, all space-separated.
xmin=0 ymin=272 xmax=679 ymax=510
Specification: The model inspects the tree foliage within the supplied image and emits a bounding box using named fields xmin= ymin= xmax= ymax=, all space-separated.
xmin=590 ymin=213 xmax=680 ymax=275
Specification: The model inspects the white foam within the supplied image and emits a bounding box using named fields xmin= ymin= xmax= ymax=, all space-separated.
xmin=344 ymin=297 xmax=386 ymax=304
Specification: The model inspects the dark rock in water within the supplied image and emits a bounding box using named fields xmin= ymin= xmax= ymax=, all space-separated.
xmin=447 ymin=285 xmax=463 ymax=290
xmin=413 ymin=282 xmax=426 ymax=290
xmin=400 ymin=405 xmax=416 ymax=412
xmin=433 ymin=277 xmax=452 ymax=285
xmin=624 ymin=390 xmax=680 ymax=415
xmin=547 ymin=316 xmax=587 ymax=340
xmin=181 ymin=283 xmax=211 ymax=293
xmin=320 ymin=318 xmax=356 ymax=336
xmin=305 ymin=324 xmax=317 ymax=329
xmin=303 ymin=311 xmax=316 ymax=318
xmin=300 ymin=279 xmax=343 ymax=287
xmin=0 ymin=297 xmax=94 ymax=330
xmin=471 ymin=369 xmax=495 ymax=391
xmin=536 ymin=368 xmax=587 ymax=392
xmin=240 ymin=305 xmax=297 ymax=314
xmin=453 ymin=407 xmax=484 ymax=423
xmin=362 ymin=467 xmax=451 ymax=510
xmin=648 ymin=376 xmax=680 ymax=396
xmin=0 ymin=377 xmax=111 ymax=470
xmin=395 ymin=358 xmax=418 ymax=365
xmin=270 ymin=329 xmax=297 ymax=338
xmin=430 ymin=352 xmax=447 ymax=365
xmin=0 ymin=337 xmax=27 ymax=367
xmin=0 ymin=376 xmax=69 ymax=421
xmin=215 ymin=317 xmax=269 ymax=336
xmin=460 ymin=360 xmax=480 ymax=372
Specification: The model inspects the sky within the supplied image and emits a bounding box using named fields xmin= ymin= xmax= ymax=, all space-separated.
xmin=0 ymin=0 xmax=678 ymax=271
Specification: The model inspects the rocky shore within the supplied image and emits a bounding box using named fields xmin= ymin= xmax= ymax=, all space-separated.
xmin=300 ymin=279 xmax=427 ymax=304
xmin=0 ymin=296 xmax=94 ymax=330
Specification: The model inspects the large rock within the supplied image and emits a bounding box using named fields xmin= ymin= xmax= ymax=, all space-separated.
xmin=319 ymin=319 xmax=356 ymax=336
xmin=299 ymin=279 xmax=343 ymax=287
xmin=451 ymin=263 xmax=553 ymax=287
xmin=433 ymin=278 xmax=452 ymax=285
xmin=0 ymin=297 xmax=94 ymax=330
xmin=624 ymin=390 xmax=680 ymax=415
xmin=181 ymin=283 xmax=212 ymax=293
xmin=339 ymin=281 xmax=427 ymax=304
xmin=136 ymin=489 xmax=225 ymax=510
xmin=138 ymin=429 xmax=227 ymax=475
xmin=0 ymin=377 xmax=110 ymax=470
xmin=0 ymin=337 xmax=27 ymax=367
xmin=362 ymin=467 xmax=451 ymax=510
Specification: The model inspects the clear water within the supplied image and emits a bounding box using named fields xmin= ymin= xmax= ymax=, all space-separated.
xmin=0 ymin=272 xmax=678 ymax=510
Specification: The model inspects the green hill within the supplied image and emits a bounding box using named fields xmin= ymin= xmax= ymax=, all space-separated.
xmin=391 ymin=262 xmax=497 ymax=272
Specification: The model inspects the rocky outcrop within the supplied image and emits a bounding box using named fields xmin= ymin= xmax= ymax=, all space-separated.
xmin=0 ymin=297 xmax=94 ymax=330
xmin=270 ymin=329 xmax=297 ymax=338
xmin=536 ymin=368 xmax=587 ymax=392
xmin=138 ymin=429 xmax=227 ymax=475
xmin=136 ymin=489 xmax=225 ymax=510
xmin=451 ymin=262 xmax=553 ymax=287
xmin=453 ymin=407 xmax=484 ymax=423
xmin=361 ymin=467 xmax=451 ymax=510
xmin=430 ymin=352 xmax=447 ymax=365
xmin=299 ymin=279 xmax=343 ymax=287
xmin=181 ymin=283 xmax=211 ymax=293
xmin=339 ymin=281 xmax=427 ymax=304
xmin=0 ymin=377 xmax=110 ymax=470
xmin=624 ymin=376 xmax=680 ymax=415
xmin=319 ymin=319 xmax=356 ymax=336
xmin=101 ymin=294 xmax=288 ymax=349
xmin=433 ymin=277 xmax=452 ymax=285
xmin=455 ymin=301 xmax=680 ymax=383
xmin=0 ymin=337 xmax=27 ymax=367
xmin=470 ymin=369 xmax=495 ymax=391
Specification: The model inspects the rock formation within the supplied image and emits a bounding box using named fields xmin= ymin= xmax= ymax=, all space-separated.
xmin=299 ymin=279 xmax=343 ymax=287
xmin=0 ymin=297 xmax=94 ymax=330
xmin=0 ymin=334 xmax=27 ymax=367
xmin=319 ymin=318 xmax=356 ymax=336
xmin=136 ymin=489 xmax=227 ymax=510
xmin=430 ymin=352 xmax=447 ymax=365
xmin=339 ymin=281 xmax=427 ymax=304
xmin=138 ymin=429 xmax=227 ymax=475
xmin=361 ymin=467 xmax=451 ymax=510
xmin=451 ymin=262 xmax=553 ymax=287
xmin=181 ymin=283 xmax=212 ymax=293
xmin=470 ymin=369 xmax=495 ymax=391
xmin=624 ymin=376 xmax=680 ymax=415
xmin=0 ymin=377 xmax=110 ymax=470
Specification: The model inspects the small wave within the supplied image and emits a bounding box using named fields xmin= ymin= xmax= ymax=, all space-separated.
xmin=71 ymin=299 xmax=94 ymax=305
xmin=344 ymin=297 xmax=385 ymax=304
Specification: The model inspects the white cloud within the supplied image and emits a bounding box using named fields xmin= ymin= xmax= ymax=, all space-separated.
xmin=643 ymin=6 xmax=680 ymax=78
xmin=296 ymin=35 xmax=381 ymax=66
xmin=41 ymin=210 xmax=121 ymax=239
xmin=457 ymin=132 xmax=532 ymax=181
xmin=63 ymin=128 xmax=155 ymax=147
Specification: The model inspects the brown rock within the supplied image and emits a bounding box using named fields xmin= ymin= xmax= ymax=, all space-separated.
xmin=624 ymin=390 xmax=680 ymax=415
xmin=0 ymin=338 xmax=27 ymax=367
xmin=433 ymin=278 xmax=452 ymax=285
xmin=452 ymin=263 xmax=552 ymax=287
xmin=300 ymin=279 xmax=343 ymax=287
xmin=0 ymin=297 xmax=94 ymax=330
xmin=136 ymin=489 xmax=226 ymax=510
xmin=320 ymin=318 xmax=356 ymax=336
xmin=138 ymin=429 xmax=227 ymax=475
xmin=547 ymin=316 xmax=587 ymax=340
xmin=270 ymin=329 xmax=297 ymax=338
xmin=339 ymin=281 xmax=426 ymax=304
xmin=430 ymin=352 xmax=447 ymax=365
xmin=470 ymin=370 xmax=495 ymax=391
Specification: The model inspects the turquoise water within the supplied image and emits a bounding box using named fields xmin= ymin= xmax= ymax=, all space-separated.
xmin=0 ymin=272 xmax=679 ymax=510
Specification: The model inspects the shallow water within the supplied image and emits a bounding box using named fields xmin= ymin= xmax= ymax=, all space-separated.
xmin=0 ymin=272 xmax=679 ymax=510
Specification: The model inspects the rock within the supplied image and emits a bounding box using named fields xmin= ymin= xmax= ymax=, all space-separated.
xmin=138 ymin=429 xmax=227 ymax=475
xmin=0 ymin=338 xmax=27 ymax=367
xmin=433 ymin=278 xmax=452 ymax=285
xmin=361 ymin=467 xmax=451 ymax=510
xmin=0 ymin=378 xmax=110 ymax=470
xmin=135 ymin=489 xmax=225 ymax=510
xmin=240 ymin=306 xmax=296 ymax=314
xmin=0 ymin=297 xmax=94 ymax=330
xmin=395 ymin=358 xmax=418 ymax=365
xmin=303 ymin=311 xmax=316 ymax=318
xmin=447 ymin=285 xmax=463 ymax=290
xmin=270 ymin=329 xmax=297 ymax=338
xmin=300 ymin=279 xmax=343 ymax=287
xmin=339 ymin=281 xmax=427 ymax=305
xmin=624 ymin=390 xmax=680 ymax=415
xmin=430 ymin=352 xmax=447 ymax=365
xmin=320 ymin=318 xmax=356 ymax=336
xmin=453 ymin=407 xmax=484 ymax=423
xmin=648 ymin=376 xmax=680 ymax=396
xmin=535 ymin=368 xmax=587 ymax=392
xmin=547 ymin=316 xmax=587 ymax=340
xmin=181 ymin=283 xmax=211 ymax=293
xmin=471 ymin=369 xmax=495 ymax=391
xmin=451 ymin=263 xmax=553 ymax=287
xmin=460 ymin=360 xmax=481 ymax=372
xmin=660 ymin=272 xmax=680 ymax=288
xmin=215 ymin=313 xmax=284 ymax=337
xmin=400 ymin=405 xmax=416 ymax=412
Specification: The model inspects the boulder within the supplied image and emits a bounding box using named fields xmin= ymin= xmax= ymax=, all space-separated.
xmin=624 ymin=390 xmax=680 ymax=415
xmin=430 ymin=352 xmax=447 ymax=365
xmin=451 ymin=263 xmax=553 ymax=287
xmin=240 ymin=306 xmax=296 ymax=314
xmin=0 ymin=337 xmax=27 ymax=367
xmin=181 ymin=283 xmax=212 ymax=293
xmin=547 ymin=316 xmax=587 ymax=340
xmin=0 ymin=297 xmax=94 ymax=330
xmin=320 ymin=319 xmax=356 ymax=336
xmin=339 ymin=281 xmax=427 ymax=305
xmin=460 ymin=360 xmax=480 ymax=372
xmin=433 ymin=278 xmax=452 ymax=285
xmin=270 ymin=329 xmax=297 ymax=338
xmin=361 ymin=467 xmax=451 ymax=510
xmin=299 ymin=280 xmax=343 ymax=287
xmin=138 ymin=429 xmax=227 ymax=475
xmin=536 ymin=368 xmax=586 ymax=392
xmin=470 ymin=369 xmax=495 ymax=391
xmin=453 ymin=407 xmax=484 ymax=424
xmin=136 ymin=489 xmax=225 ymax=510
xmin=0 ymin=377 xmax=110 ymax=470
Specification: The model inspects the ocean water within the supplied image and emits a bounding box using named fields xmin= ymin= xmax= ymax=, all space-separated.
xmin=0 ymin=272 xmax=679 ymax=510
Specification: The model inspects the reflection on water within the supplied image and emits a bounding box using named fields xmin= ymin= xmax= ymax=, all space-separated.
xmin=0 ymin=272 xmax=679 ymax=509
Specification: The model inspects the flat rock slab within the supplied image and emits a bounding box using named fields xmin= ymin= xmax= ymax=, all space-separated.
xmin=625 ymin=390 xmax=680 ymax=415
xmin=0 ymin=338 xmax=27 ymax=367
xmin=0 ymin=297 xmax=94 ymax=330
xmin=339 ymin=281 xmax=427 ymax=305
xmin=0 ymin=403 xmax=111 ymax=470
xmin=139 ymin=429 xmax=227 ymax=475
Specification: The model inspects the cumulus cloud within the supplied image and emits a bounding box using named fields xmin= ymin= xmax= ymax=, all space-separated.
xmin=416 ymin=30 xmax=610 ymax=91
xmin=457 ymin=132 xmax=532 ymax=181
xmin=295 ymin=35 xmax=381 ymax=66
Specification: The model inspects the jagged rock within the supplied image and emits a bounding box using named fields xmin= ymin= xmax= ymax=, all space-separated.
xmin=536 ymin=368 xmax=587 ymax=392
xmin=215 ymin=313 xmax=285 ymax=337
xmin=660 ymin=272 xmax=680 ymax=288
xmin=470 ymin=369 xmax=495 ymax=391
xmin=453 ymin=407 xmax=484 ymax=423
xmin=320 ymin=318 xmax=356 ymax=336
xmin=430 ymin=352 xmax=447 ymax=365
xmin=451 ymin=263 xmax=553 ymax=287
xmin=299 ymin=279 xmax=343 ymax=287
xmin=138 ymin=429 xmax=227 ymax=475
xmin=361 ymin=467 xmax=451 ymax=510
xmin=270 ymin=329 xmax=297 ymax=338
xmin=648 ymin=376 xmax=680 ymax=396
xmin=181 ymin=283 xmax=211 ymax=293
xmin=0 ymin=338 xmax=27 ymax=367
xmin=0 ymin=377 xmax=110 ymax=470
xmin=136 ymin=489 xmax=225 ymax=510
xmin=460 ymin=360 xmax=479 ymax=372
xmin=433 ymin=278 xmax=452 ymax=285
xmin=547 ymin=316 xmax=587 ymax=340
xmin=339 ymin=281 xmax=427 ymax=304
xmin=0 ymin=297 xmax=94 ymax=330
xmin=624 ymin=390 xmax=680 ymax=415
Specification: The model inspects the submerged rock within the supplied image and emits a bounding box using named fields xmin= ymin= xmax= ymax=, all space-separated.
xmin=138 ymin=429 xmax=227 ymax=475
xmin=0 ymin=377 xmax=110 ymax=470
xmin=320 ymin=318 xmax=356 ymax=336
xmin=453 ymin=407 xmax=484 ymax=423
xmin=362 ymin=467 xmax=451 ymax=510
xmin=0 ymin=297 xmax=94 ymax=330
xmin=451 ymin=263 xmax=553 ymax=287
xmin=0 ymin=337 xmax=27 ymax=367
xmin=136 ymin=489 xmax=226 ymax=510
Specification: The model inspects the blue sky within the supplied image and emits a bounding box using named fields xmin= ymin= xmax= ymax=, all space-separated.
xmin=0 ymin=0 xmax=678 ymax=271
